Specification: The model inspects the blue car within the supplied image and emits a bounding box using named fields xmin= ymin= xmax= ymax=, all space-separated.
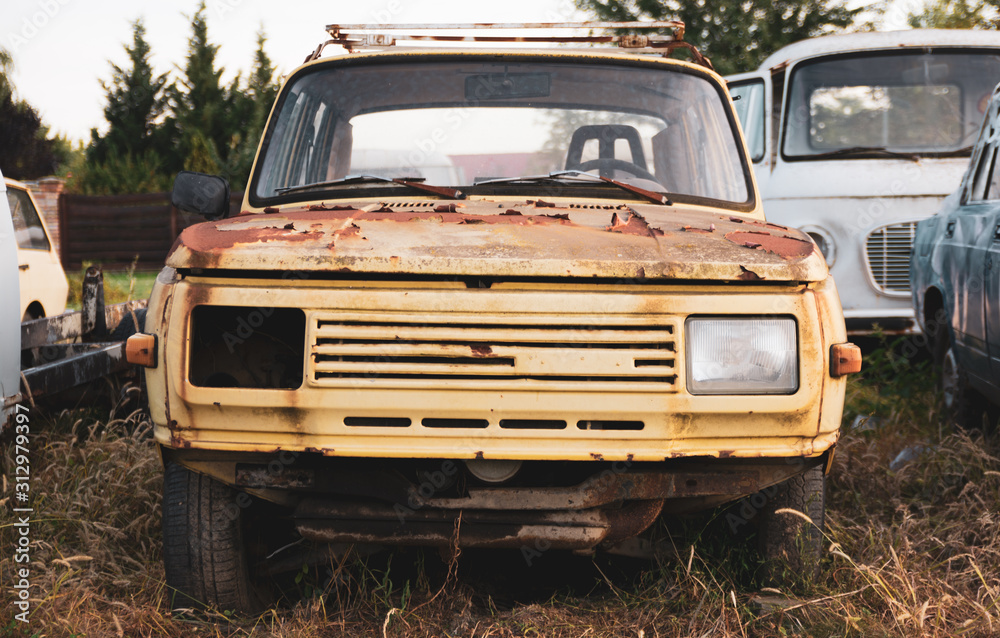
xmin=911 ymin=84 xmax=1000 ymax=428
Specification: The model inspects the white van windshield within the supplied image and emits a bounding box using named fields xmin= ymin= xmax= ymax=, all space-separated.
xmin=783 ymin=50 xmax=1000 ymax=158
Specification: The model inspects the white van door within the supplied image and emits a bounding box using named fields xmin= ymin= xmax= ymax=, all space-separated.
xmin=727 ymin=71 xmax=771 ymax=192
xmin=0 ymin=171 xmax=23 ymax=433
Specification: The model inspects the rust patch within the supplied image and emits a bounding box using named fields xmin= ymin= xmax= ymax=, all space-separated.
xmin=590 ymin=453 xmax=605 ymax=461
xmin=636 ymin=267 xmax=645 ymax=279
xmin=738 ymin=265 xmax=764 ymax=281
xmin=434 ymin=203 xmax=461 ymax=213
xmin=501 ymin=209 xmax=522 ymax=216
xmin=176 ymin=207 xmax=587 ymax=256
xmin=718 ymin=450 xmax=735 ymax=459
xmin=263 ymin=206 xmax=279 ymax=214
xmin=729 ymin=216 xmax=745 ymax=223
xmin=531 ymin=199 xmax=556 ymax=208
xmin=542 ymin=212 xmax=570 ymax=220
xmin=626 ymin=453 xmax=634 ymax=462
xmin=725 ymin=230 xmax=814 ymax=259
xmin=603 ymin=499 xmax=664 ymax=545
xmin=471 ymin=345 xmax=494 ymax=357
xmin=605 ymin=210 xmax=664 ymax=238
xmin=176 ymin=219 xmax=321 ymax=254
xmin=337 ymin=223 xmax=364 ymax=238
xmin=474 ymin=451 xmax=485 ymax=460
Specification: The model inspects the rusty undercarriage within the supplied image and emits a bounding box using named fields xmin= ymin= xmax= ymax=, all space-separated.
xmin=170 ymin=449 xmax=824 ymax=557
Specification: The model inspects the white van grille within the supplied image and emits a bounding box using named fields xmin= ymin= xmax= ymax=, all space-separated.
xmin=866 ymin=222 xmax=916 ymax=294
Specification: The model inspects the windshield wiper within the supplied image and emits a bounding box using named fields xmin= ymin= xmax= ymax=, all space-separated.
xmin=476 ymin=170 xmax=672 ymax=206
xmin=805 ymin=146 xmax=921 ymax=161
xmin=934 ymin=144 xmax=975 ymax=158
xmin=276 ymin=174 xmax=464 ymax=199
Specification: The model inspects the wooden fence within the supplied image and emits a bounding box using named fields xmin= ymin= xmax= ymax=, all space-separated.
xmin=58 ymin=191 xmax=243 ymax=270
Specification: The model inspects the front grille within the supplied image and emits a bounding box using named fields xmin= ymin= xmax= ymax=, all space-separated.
xmin=308 ymin=311 xmax=677 ymax=389
xmin=866 ymin=222 xmax=916 ymax=294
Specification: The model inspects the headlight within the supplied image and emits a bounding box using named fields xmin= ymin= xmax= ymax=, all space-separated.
xmin=803 ymin=227 xmax=836 ymax=267
xmin=685 ymin=317 xmax=798 ymax=394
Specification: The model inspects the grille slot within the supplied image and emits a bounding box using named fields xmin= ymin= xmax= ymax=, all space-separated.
xmin=577 ymin=420 xmax=645 ymax=431
xmin=344 ymin=417 xmax=411 ymax=428
xmin=866 ymin=222 xmax=916 ymax=294
xmin=500 ymin=419 xmax=567 ymax=430
xmin=309 ymin=313 xmax=677 ymax=387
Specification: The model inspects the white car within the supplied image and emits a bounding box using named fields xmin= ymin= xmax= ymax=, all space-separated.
xmin=6 ymin=177 xmax=68 ymax=320
xmin=727 ymin=29 xmax=1000 ymax=335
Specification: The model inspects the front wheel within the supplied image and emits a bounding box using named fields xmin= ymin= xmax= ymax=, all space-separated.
xmin=162 ymin=461 xmax=265 ymax=614
xmin=757 ymin=465 xmax=825 ymax=583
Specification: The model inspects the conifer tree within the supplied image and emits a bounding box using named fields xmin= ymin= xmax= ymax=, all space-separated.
xmin=87 ymin=19 xmax=170 ymax=165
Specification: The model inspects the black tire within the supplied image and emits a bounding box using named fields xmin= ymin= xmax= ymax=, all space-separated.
xmin=758 ymin=465 xmax=825 ymax=582
xmin=162 ymin=461 xmax=263 ymax=614
xmin=111 ymin=308 xmax=147 ymax=341
xmin=936 ymin=328 xmax=988 ymax=430
xmin=112 ymin=308 xmax=149 ymax=419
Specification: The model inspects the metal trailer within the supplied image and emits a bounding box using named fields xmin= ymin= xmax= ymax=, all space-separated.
xmin=14 ymin=267 xmax=146 ymax=421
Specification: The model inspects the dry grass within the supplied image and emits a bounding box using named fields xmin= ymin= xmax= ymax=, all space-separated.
xmin=3 ymin=338 xmax=1000 ymax=637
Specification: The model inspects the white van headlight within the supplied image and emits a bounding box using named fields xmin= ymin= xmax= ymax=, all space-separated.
xmin=685 ymin=317 xmax=798 ymax=394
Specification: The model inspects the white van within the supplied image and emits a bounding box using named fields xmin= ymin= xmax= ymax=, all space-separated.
xmin=728 ymin=30 xmax=1000 ymax=334
xmin=1 ymin=171 xmax=23 ymax=433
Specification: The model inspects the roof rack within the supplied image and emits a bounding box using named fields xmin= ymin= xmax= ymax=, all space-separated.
xmin=305 ymin=22 xmax=713 ymax=69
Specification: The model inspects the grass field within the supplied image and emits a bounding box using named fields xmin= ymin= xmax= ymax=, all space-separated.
xmin=63 ymin=263 xmax=157 ymax=310
xmin=2 ymin=339 xmax=999 ymax=637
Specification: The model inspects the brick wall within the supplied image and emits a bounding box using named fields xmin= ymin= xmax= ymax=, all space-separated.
xmin=24 ymin=177 xmax=64 ymax=254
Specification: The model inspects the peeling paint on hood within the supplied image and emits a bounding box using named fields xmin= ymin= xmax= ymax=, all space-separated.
xmin=166 ymin=199 xmax=827 ymax=282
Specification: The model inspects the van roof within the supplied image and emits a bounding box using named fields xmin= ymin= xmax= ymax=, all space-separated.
xmin=758 ymin=28 xmax=1000 ymax=71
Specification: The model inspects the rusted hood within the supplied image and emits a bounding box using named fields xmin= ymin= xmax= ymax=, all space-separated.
xmin=166 ymin=199 xmax=827 ymax=282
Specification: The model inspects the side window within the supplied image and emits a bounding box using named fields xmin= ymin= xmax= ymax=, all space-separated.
xmin=6 ymin=188 xmax=50 ymax=251
xmin=728 ymin=80 xmax=765 ymax=163
xmin=968 ymin=99 xmax=1000 ymax=202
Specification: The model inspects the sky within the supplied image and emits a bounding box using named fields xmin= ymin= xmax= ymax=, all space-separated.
xmin=4 ymin=0 xmax=918 ymax=143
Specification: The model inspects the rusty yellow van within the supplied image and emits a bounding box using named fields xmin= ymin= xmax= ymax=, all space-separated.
xmin=128 ymin=22 xmax=860 ymax=612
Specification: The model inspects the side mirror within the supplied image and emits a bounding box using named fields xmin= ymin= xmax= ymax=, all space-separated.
xmin=171 ymin=171 xmax=231 ymax=221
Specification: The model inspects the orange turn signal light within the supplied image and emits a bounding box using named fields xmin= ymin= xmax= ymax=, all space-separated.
xmin=830 ymin=343 xmax=862 ymax=376
xmin=126 ymin=333 xmax=158 ymax=368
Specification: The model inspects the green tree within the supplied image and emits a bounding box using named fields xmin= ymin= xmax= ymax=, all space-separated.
xmin=908 ymin=0 xmax=999 ymax=27
xmin=574 ymin=0 xmax=861 ymax=75
xmin=225 ymin=28 xmax=279 ymax=188
xmin=0 ymin=47 xmax=65 ymax=179
xmin=79 ymin=19 xmax=173 ymax=194
xmin=170 ymin=1 xmax=235 ymax=181
xmin=87 ymin=20 xmax=170 ymax=164
xmin=0 ymin=48 xmax=12 ymax=101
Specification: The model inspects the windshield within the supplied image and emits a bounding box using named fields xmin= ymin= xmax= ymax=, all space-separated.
xmin=783 ymin=50 xmax=1000 ymax=159
xmin=251 ymin=58 xmax=751 ymax=207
